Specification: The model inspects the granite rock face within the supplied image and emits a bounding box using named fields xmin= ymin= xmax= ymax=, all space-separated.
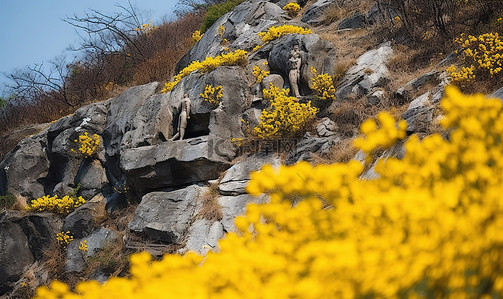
xmin=334 ymin=42 xmax=393 ymax=101
xmin=0 ymin=212 xmax=35 ymax=295
xmin=121 ymin=137 xmax=232 ymax=197
xmin=301 ymin=0 xmax=338 ymax=26
xmin=128 ymin=185 xmax=208 ymax=243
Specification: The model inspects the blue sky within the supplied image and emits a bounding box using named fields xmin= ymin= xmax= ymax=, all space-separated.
xmin=0 ymin=0 xmax=180 ymax=93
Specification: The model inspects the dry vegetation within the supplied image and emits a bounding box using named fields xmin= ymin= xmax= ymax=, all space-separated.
xmin=0 ymin=12 xmax=203 ymax=161
xmin=198 ymin=182 xmax=224 ymax=221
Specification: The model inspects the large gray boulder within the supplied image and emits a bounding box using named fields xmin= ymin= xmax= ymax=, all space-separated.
xmin=395 ymin=71 xmax=440 ymax=103
xmin=121 ymin=137 xmax=231 ymax=196
xmin=176 ymin=1 xmax=288 ymax=71
xmin=0 ymin=212 xmax=35 ymax=295
xmin=218 ymin=194 xmax=268 ymax=233
xmin=65 ymin=227 xmax=119 ymax=273
xmin=43 ymin=101 xmax=109 ymax=196
xmin=76 ymin=159 xmax=108 ymax=199
xmin=334 ymin=42 xmax=393 ymax=101
xmin=337 ymin=12 xmax=367 ymax=30
xmin=128 ymin=185 xmax=207 ymax=243
xmin=402 ymin=92 xmax=434 ymax=134
xmin=218 ymin=154 xmax=281 ymax=195
xmin=301 ymin=0 xmax=338 ymax=26
xmin=0 ymin=132 xmax=49 ymax=204
xmin=62 ymin=195 xmax=107 ymax=239
xmin=20 ymin=213 xmax=63 ymax=260
xmin=103 ymin=82 xmax=161 ymax=157
xmin=286 ymin=118 xmax=340 ymax=164
xmin=183 ymin=219 xmax=224 ymax=255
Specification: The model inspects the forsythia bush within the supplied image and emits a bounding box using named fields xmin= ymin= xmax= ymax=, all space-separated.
xmin=310 ymin=67 xmax=336 ymax=101
xmin=200 ymin=84 xmax=223 ymax=104
xmin=35 ymin=86 xmax=503 ymax=298
xmin=26 ymin=195 xmax=86 ymax=215
xmin=253 ymin=83 xmax=317 ymax=139
xmin=257 ymin=25 xmax=312 ymax=43
xmin=283 ymin=2 xmax=301 ymax=18
xmin=447 ymin=32 xmax=503 ymax=83
xmin=72 ymin=132 xmax=100 ymax=158
xmin=162 ymin=49 xmax=248 ymax=92
xmin=192 ymin=30 xmax=203 ymax=42
xmin=252 ymin=64 xmax=270 ymax=83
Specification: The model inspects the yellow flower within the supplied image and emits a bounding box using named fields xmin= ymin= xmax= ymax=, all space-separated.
xmin=282 ymin=2 xmax=301 ymax=18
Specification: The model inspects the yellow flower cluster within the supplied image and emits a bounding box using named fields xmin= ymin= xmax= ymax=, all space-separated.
xmin=56 ymin=231 xmax=73 ymax=247
xmin=257 ymin=25 xmax=312 ymax=43
xmin=446 ymin=64 xmax=476 ymax=82
xmin=200 ymin=84 xmax=223 ymax=105
xmin=310 ymin=67 xmax=336 ymax=101
xmin=448 ymin=32 xmax=503 ymax=83
xmin=161 ymin=49 xmax=248 ymax=92
xmin=72 ymin=132 xmax=100 ymax=158
xmin=33 ymin=86 xmax=503 ymax=298
xmin=282 ymin=2 xmax=301 ymax=18
xmin=26 ymin=195 xmax=86 ymax=215
xmin=79 ymin=240 xmax=88 ymax=253
xmin=192 ymin=30 xmax=203 ymax=42
xmin=253 ymin=83 xmax=317 ymax=139
xmin=252 ymin=64 xmax=270 ymax=83
xmin=134 ymin=21 xmax=156 ymax=34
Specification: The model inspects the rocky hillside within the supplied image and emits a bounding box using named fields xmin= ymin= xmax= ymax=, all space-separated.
xmin=1 ymin=0 xmax=503 ymax=297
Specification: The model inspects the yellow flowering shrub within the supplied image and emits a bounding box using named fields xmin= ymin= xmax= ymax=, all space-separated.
xmin=200 ymin=84 xmax=223 ymax=105
xmin=26 ymin=195 xmax=86 ymax=215
xmin=56 ymin=231 xmax=73 ymax=247
xmin=253 ymin=83 xmax=317 ymax=139
xmin=282 ymin=2 xmax=301 ymax=18
xmin=34 ymin=86 xmax=503 ymax=298
xmin=192 ymin=30 xmax=203 ymax=42
xmin=257 ymin=25 xmax=312 ymax=43
xmin=72 ymin=132 xmax=100 ymax=158
xmin=252 ymin=63 xmax=270 ymax=83
xmin=161 ymin=49 xmax=248 ymax=92
xmin=448 ymin=32 xmax=503 ymax=83
xmin=310 ymin=67 xmax=336 ymax=101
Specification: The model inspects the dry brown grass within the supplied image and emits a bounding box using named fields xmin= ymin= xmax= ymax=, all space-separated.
xmin=83 ymin=231 xmax=130 ymax=280
xmin=41 ymin=241 xmax=67 ymax=280
xmin=197 ymin=183 xmax=223 ymax=221
xmin=310 ymin=137 xmax=359 ymax=165
xmin=323 ymin=0 xmax=374 ymax=25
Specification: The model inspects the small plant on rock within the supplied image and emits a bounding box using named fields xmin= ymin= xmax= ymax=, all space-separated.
xmin=56 ymin=231 xmax=73 ymax=248
xmin=200 ymin=84 xmax=223 ymax=105
xmin=72 ymin=132 xmax=100 ymax=158
xmin=283 ymin=3 xmax=301 ymax=18
xmin=192 ymin=30 xmax=203 ymax=42
xmin=79 ymin=240 xmax=88 ymax=253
